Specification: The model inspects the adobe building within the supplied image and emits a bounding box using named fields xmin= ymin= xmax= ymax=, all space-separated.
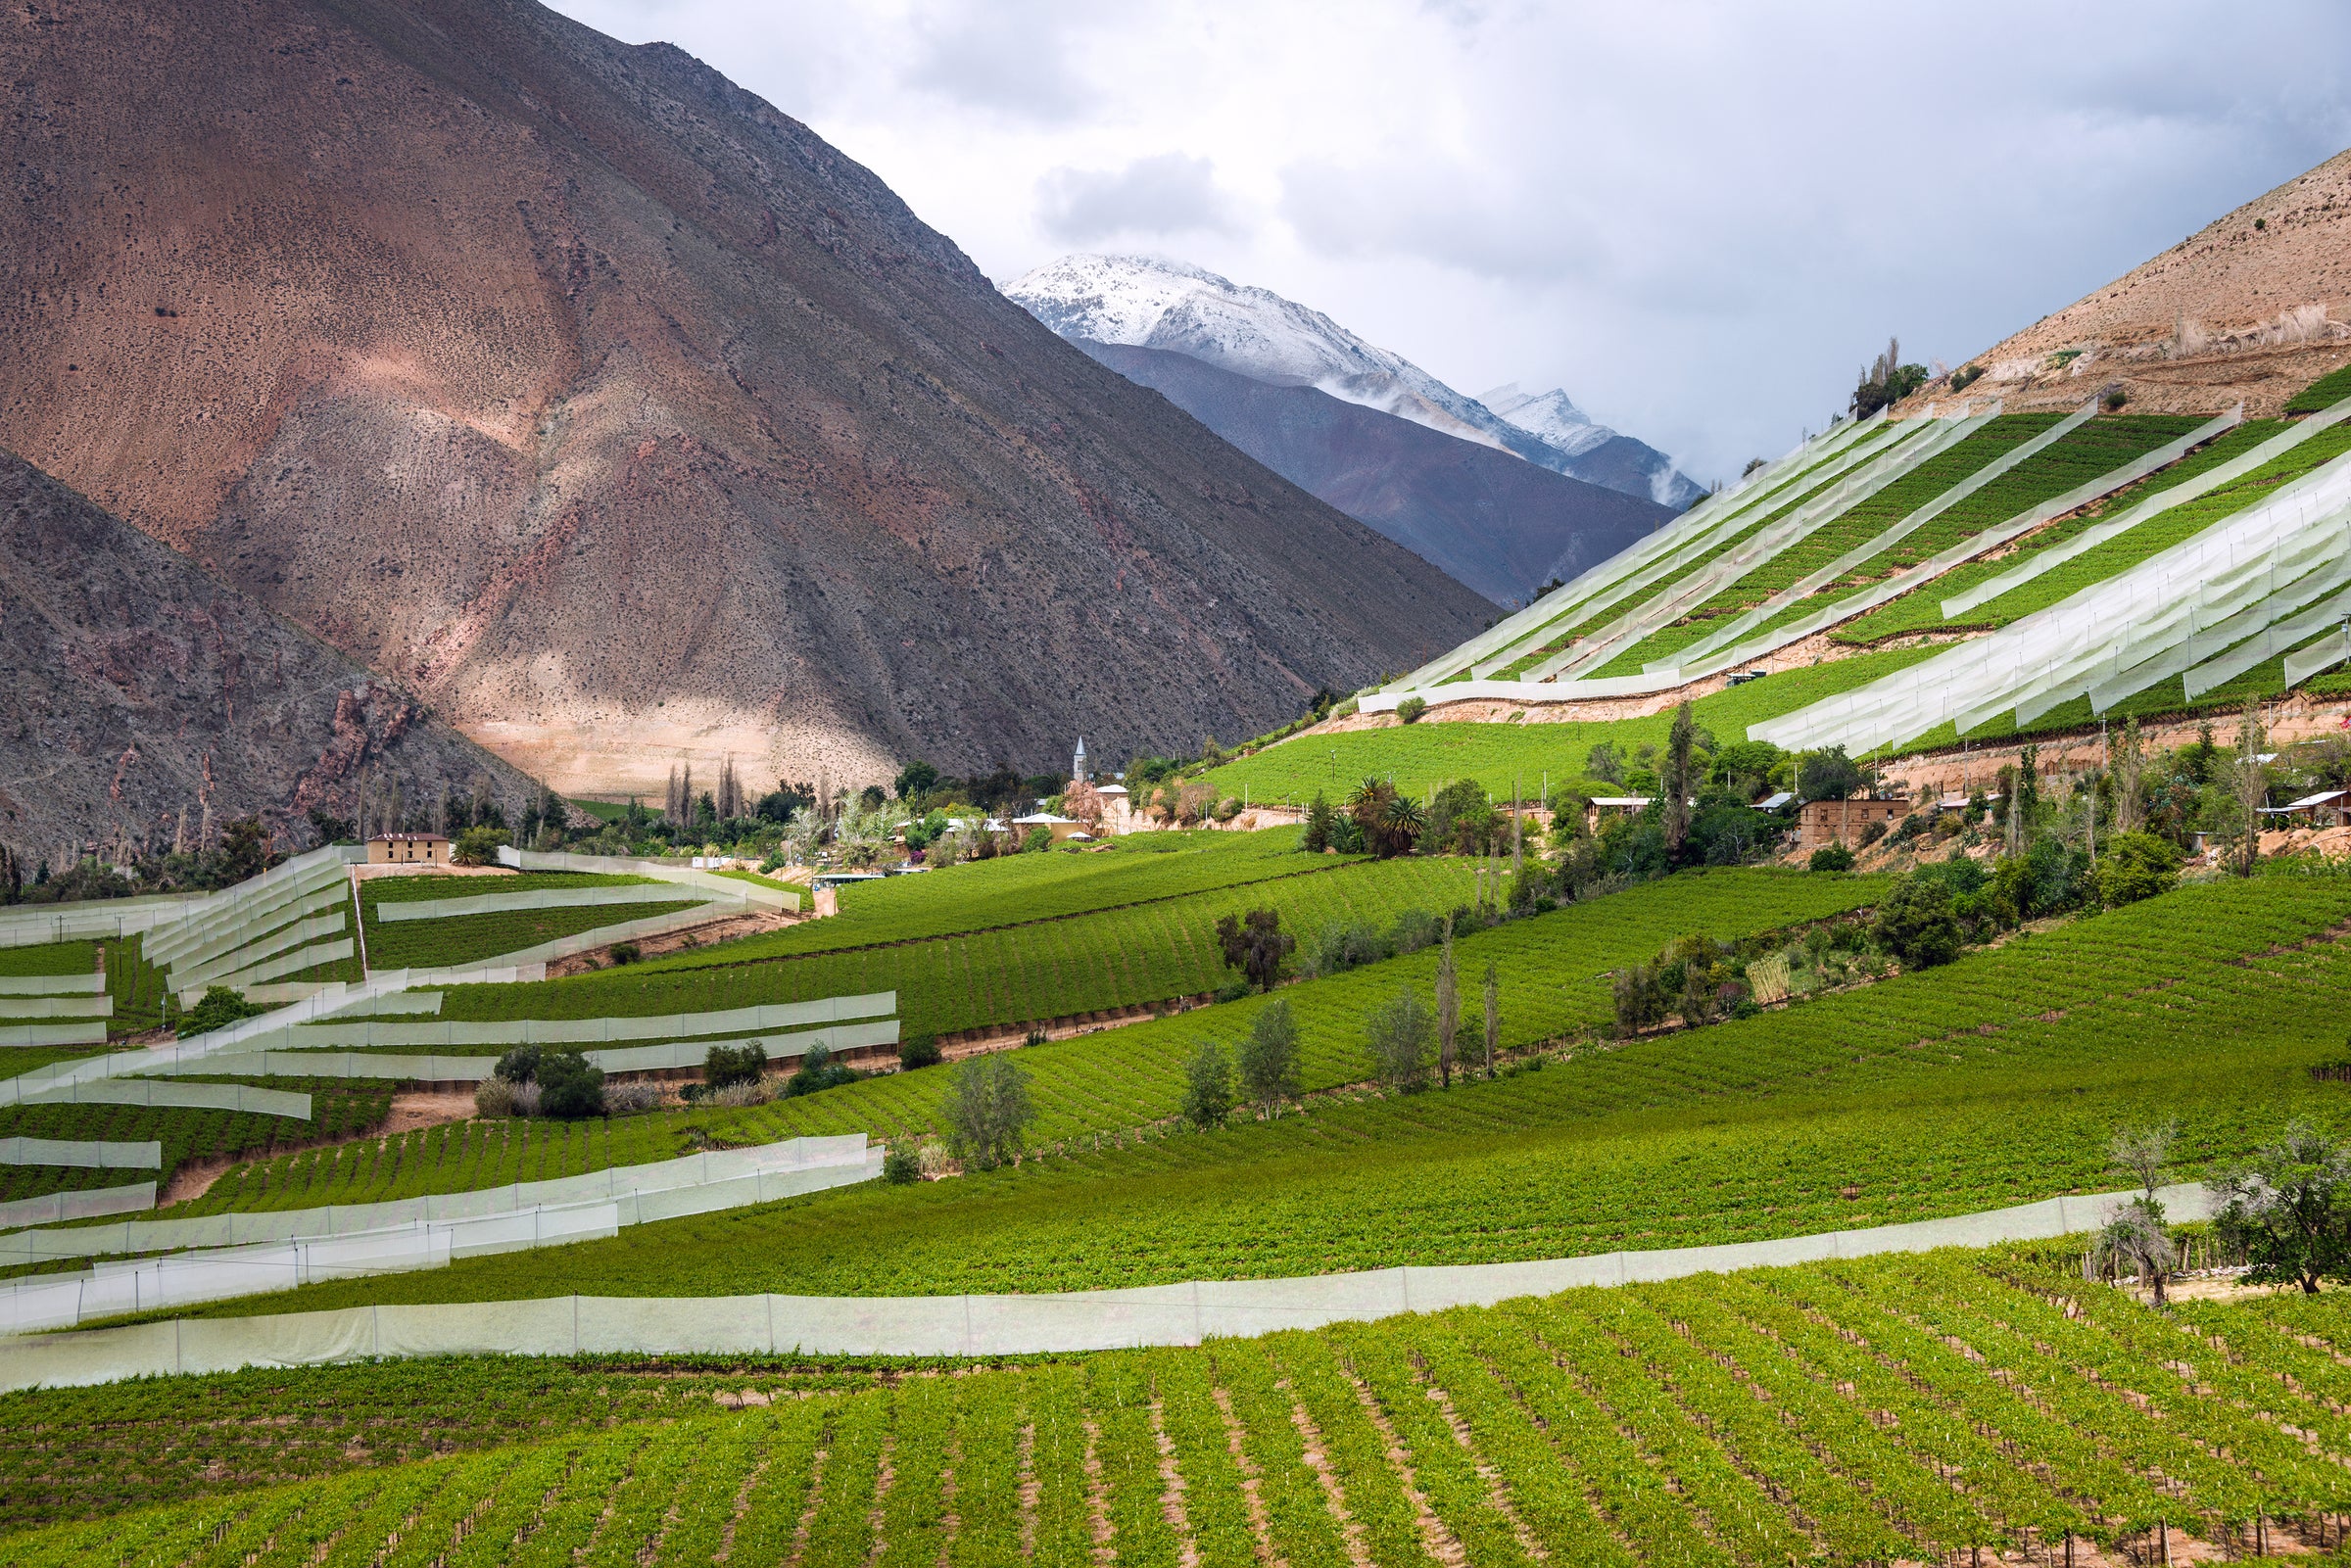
xmin=1798 ymin=796 xmax=1910 ymax=853
xmin=367 ymin=832 xmax=452 ymax=865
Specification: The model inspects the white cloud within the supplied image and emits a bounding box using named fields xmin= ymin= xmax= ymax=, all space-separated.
xmin=1038 ymin=155 xmax=1244 ymax=244
xmin=550 ymin=0 xmax=2351 ymax=484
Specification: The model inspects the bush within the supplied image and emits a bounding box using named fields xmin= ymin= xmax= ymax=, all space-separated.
xmin=1216 ymin=907 xmax=1295 ymax=992
xmin=533 ymin=1049 xmax=605 ymax=1118
xmin=2104 ymin=388 xmax=2130 ymax=411
xmin=783 ymin=1042 xmax=860 ymax=1098
xmin=608 ymin=941 xmax=642 ymax=966
xmin=1214 ymin=797 xmax=1242 ymax=823
xmin=1808 ymin=843 xmax=1856 ymax=872
xmin=1872 ymin=873 xmax=1963 ymax=969
xmin=2096 ymin=832 xmax=2185 ymax=909
xmin=883 ymin=1143 xmax=921 ymax=1184
xmin=495 ymin=1043 xmax=544 ymax=1083
xmin=472 ymin=1076 xmax=515 ymax=1118
xmin=1389 ymin=908 xmax=1444 ymax=955
xmin=1183 ymin=1042 xmax=1234 ymax=1128
xmin=453 ymin=827 xmax=506 ymax=867
xmin=603 ymin=1080 xmax=666 ymax=1116
xmin=177 ymin=985 xmax=266 ymax=1039
xmin=700 ymin=1078 xmax=772 ymax=1109
xmin=1301 ymin=919 xmax=1385 ymax=978
xmin=943 ymin=1052 xmax=1035 ymax=1169
xmin=1023 ymin=827 xmax=1053 ymax=854
xmin=704 ymin=1039 xmax=769 ymax=1091
xmin=1212 ymin=978 xmax=1252 ymax=1004
xmin=1396 ymin=695 xmax=1427 ymax=725
xmin=1949 ymin=363 xmax=1985 ymax=393
xmin=898 ymin=1032 xmax=943 ymax=1069
xmin=1858 ymin=820 xmax=1888 ymax=848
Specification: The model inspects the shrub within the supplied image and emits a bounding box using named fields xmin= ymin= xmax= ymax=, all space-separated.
xmin=494 ymin=1044 xmax=545 ymax=1083
xmin=534 ymin=1049 xmax=606 ymax=1118
xmin=1302 ymin=919 xmax=1385 ymax=977
xmin=1216 ymin=907 xmax=1295 ymax=992
xmin=178 ymin=985 xmax=266 ymax=1039
xmin=943 ymin=1053 xmax=1035 ymax=1169
xmin=1212 ymin=978 xmax=1252 ymax=1004
xmin=508 ymin=1080 xmax=543 ymax=1117
xmin=1396 ymin=696 xmax=1427 ymax=725
xmin=453 ymin=827 xmax=506 ymax=867
xmin=1214 ymin=797 xmax=1242 ymax=823
xmin=1183 ymin=1042 xmax=1234 ymax=1128
xmin=701 ymin=1078 xmax=772 ymax=1109
xmin=898 ymin=1032 xmax=943 ymax=1069
xmin=2096 ymin=832 xmax=2184 ymax=908
xmin=1389 ymin=908 xmax=1444 ymax=955
xmin=704 ymin=1039 xmax=769 ymax=1091
xmin=1949 ymin=363 xmax=1985 ymax=393
xmin=1872 ymin=873 xmax=1963 ymax=969
xmin=883 ymin=1143 xmax=921 ymax=1184
xmin=2104 ymin=388 xmax=2130 ymax=411
xmin=603 ymin=1080 xmax=666 ymax=1117
xmin=608 ymin=941 xmax=642 ymax=966
xmin=1858 ymin=820 xmax=1888 ymax=848
xmin=1890 ymin=813 xmax=1928 ymax=845
xmin=1364 ymin=986 xmax=1433 ymax=1093
xmin=1612 ymin=962 xmax=1671 ymax=1035
xmin=1023 ymin=827 xmax=1053 ymax=854
xmin=472 ymin=1076 xmax=515 ymax=1118
xmin=783 ymin=1042 xmax=860 ymax=1098
xmin=1808 ymin=843 xmax=1856 ymax=872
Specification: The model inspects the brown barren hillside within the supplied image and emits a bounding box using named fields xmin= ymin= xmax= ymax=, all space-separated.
xmin=0 ymin=0 xmax=1487 ymax=797
xmin=1900 ymin=148 xmax=2351 ymax=418
xmin=0 ymin=450 xmax=538 ymax=863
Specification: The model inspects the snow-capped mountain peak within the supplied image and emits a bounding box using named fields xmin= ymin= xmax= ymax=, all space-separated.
xmin=1004 ymin=253 xmax=1703 ymax=509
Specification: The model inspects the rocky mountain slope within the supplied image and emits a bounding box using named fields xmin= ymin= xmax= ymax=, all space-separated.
xmin=1904 ymin=147 xmax=2351 ymax=418
xmin=1079 ymin=344 xmax=1668 ymax=604
xmin=1480 ymin=384 xmax=1702 ymax=507
xmin=1007 ymin=254 xmax=1702 ymax=505
xmin=0 ymin=0 xmax=1487 ymax=798
xmin=0 ymin=451 xmax=537 ymax=867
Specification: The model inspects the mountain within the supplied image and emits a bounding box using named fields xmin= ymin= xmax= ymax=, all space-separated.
xmin=1482 ymin=384 xmax=1704 ymax=508
xmin=1905 ymin=148 xmax=2351 ymax=418
xmin=1075 ymin=343 xmax=1669 ymax=605
xmin=0 ymin=0 xmax=1488 ymax=801
xmin=1005 ymin=255 xmax=1703 ymax=505
xmin=0 ymin=451 xmax=537 ymax=865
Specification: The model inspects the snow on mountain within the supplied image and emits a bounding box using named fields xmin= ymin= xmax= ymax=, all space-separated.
xmin=1005 ymin=254 xmax=1701 ymax=508
xmin=1480 ymin=383 xmax=1614 ymax=459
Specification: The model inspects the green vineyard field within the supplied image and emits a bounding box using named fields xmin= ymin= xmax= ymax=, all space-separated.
xmin=12 ymin=1251 xmax=2351 ymax=1559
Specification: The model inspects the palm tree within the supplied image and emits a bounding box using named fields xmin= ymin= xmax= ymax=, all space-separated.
xmin=1375 ymin=794 xmax=1426 ymax=857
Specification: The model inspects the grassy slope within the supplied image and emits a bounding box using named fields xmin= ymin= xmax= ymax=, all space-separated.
xmin=0 ymin=941 xmax=96 ymax=977
xmin=1202 ymin=644 xmax=1943 ymax=804
xmin=152 ymin=873 xmax=2350 ymax=1314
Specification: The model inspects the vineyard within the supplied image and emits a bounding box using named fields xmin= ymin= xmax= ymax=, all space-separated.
xmin=0 ymin=1078 xmax=396 ymax=1207
xmin=357 ymin=872 xmax=693 ymax=972
xmin=647 ymin=828 xmax=1341 ymax=966
xmin=1197 ymin=645 xmax=1942 ymax=805
xmin=140 ymin=873 xmax=2351 ymax=1318
xmin=14 ymin=1250 xmax=2351 ymax=1561
xmin=414 ymin=853 xmax=1489 ymax=1036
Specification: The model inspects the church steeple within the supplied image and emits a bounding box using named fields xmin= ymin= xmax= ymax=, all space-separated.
xmin=1073 ymin=736 xmax=1089 ymax=784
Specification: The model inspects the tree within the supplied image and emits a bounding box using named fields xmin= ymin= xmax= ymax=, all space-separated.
xmin=2091 ymin=1201 xmax=2175 ymax=1307
xmin=1302 ymin=792 xmax=1334 ymax=854
xmin=1871 ymin=873 xmax=1962 ymax=969
xmin=1662 ymin=701 xmax=1697 ymax=855
xmin=1585 ymin=741 xmax=1625 ymax=786
xmin=894 ymin=759 xmax=940 ymax=801
xmin=1796 ymin=747 xmax=1864 ymax=803
xmin=1481 ymin=961 xmax=1500 ymax=1080
xmin=1850 ymin=336 xmax=1929 ymax=418
xmin=308 ymin=807 xmax=357 ymax=846
xmin=1373 ymin=793 xmax=1426 ymax=858
xmin=2110 ymin=1120 xmax=2176 ymax=1203
xmin=216 ymin=816 xmax=271 ymax=885
xmin=2215 ymin=1123 xmax=2351 ymax=1295
xmin=2094 ymin=832 xmax=2183 ymax=908
xmin=1612 ymin=963 xmax=1671 ymax=1035
xmin=1364 ymin=986 xmax=1433 ymax=1094
xmin=1182 ymin=1042 xmax=1234 ymax=1128
xmin=2112 ymin=716 xmax=2146 ymax=834
xmin=1063 ymin=780 xmax=1104 ymax=831
xmin=2231 ymin=708 xmax=2270 ymax=876
xmin=704 ymin=1039 xmax=769 ymax=1091
xmin=1237 ymin=998 xmax=1302 ymax=1117
xmin=1434 ymin=921 xmax=1459 ymax=1088
xmin=1215 ymin=908 xmax=1295 ymax=992
xmin=943 ymin=1053 xmax=1036 ymax=1169
xmin=453 ymin=826 xmax=505 ymax=867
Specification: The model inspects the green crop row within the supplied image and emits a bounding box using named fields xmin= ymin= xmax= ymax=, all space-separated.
xmin=360 ymin=901 xmax=698 ymax=972
xmin=360 ymin=872 xmax=655 ymax=906
xmin=12 ymin=1252 xmax=2350 ymax=1555
xmin=644 ymin=828 xmax=1336 ymax=968
xmin=418 ymin=852 xmax=1485 ymax=1034
xmin=0 ymin=1078 xmax=395 ymax=1207
xmin=157 ymin=873 xmax=2351 ymax=1316
xmin=0 ymin=942 xmax=95 ymax=979
xmin=1842 ymin=417 xmax=2351 ymax=644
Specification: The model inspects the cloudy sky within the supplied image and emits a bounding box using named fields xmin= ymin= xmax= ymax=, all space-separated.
xmin=553 ymin=0 xmax=2351 ymax=485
